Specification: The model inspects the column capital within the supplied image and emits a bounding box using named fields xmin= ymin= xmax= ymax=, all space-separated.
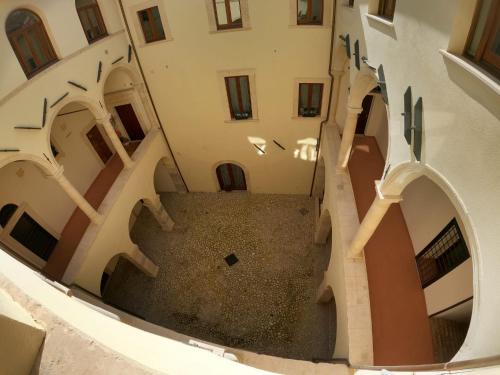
xmin=375 ymin=180 xmax=401 ymax=203
xmin=96 ymin=113 xmax=113 ymax=124
xmin=48 ymin=164 xmax=65 ymax=180
xmin=347 ymin=106 xmax=363 ymax=115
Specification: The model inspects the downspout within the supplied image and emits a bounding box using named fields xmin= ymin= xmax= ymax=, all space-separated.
xmin=309 ymin=0 xmax=337 ymax=197
xmin=117 ymin=0 xmax=189 ymax=192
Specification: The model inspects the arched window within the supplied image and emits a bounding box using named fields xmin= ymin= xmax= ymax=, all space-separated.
xmin=6 ymin=9 xmax=58 ymax=78
xmin=216 ymin=163 xmax=247 ymax=191
xmin=0 ymin=204 xmax=18 ymax=228
xmin=76 ymin=0 xmax=107 ymax=44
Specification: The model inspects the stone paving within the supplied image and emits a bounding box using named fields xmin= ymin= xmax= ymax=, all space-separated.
xmin=103 ymin=192 xmax=335 ymax=360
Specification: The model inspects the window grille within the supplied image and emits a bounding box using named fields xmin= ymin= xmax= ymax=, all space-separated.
xmin=416 ymin=218 xmax=470 ymax=288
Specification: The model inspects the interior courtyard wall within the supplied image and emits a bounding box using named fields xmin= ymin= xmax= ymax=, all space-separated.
xmin=121 ymin=0 xmax=332 ymax=194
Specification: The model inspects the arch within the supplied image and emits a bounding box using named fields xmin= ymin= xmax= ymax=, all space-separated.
xmin=0 ymin=153 xmax=54 ymax=176
xmin=348 ymin=71 xmax=379 ymax=109
xmin=153 ymin=157 xmax=178 ymax=193
xmin=215 ymin=162 xmax=247 ymax=191
xmin=101 ymin=65 xmax=143 ymax=97
xmin=75 ymin=0 xmax=107 ymax=44
xmin=6 ymin=8 xmax=58 ymax=78
xmin=0 ymin=204 xmax=19 ymax=228
xmin=315 ymin=208 xmax=332 ymax=245
xmin=381 ymin=162 xmax=479 ymax=361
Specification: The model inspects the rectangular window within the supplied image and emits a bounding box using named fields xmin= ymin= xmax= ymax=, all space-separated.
xmin=348 ymin=0 xmax=355 ymax=7
xmin=378 ymin=0 xmax=396 ymax=20
xmin=77 ymin=1 xmax=107 ymax=43
xmin=415 ymin=218 xmax=470 ymax=288
xmin=298 ymin=83 xmax=324 ymax=117
xmin=10 ymin=212 xmax=58 ymax=262
xmin=297 ymin=0 xmax=324 ymax=25
xmin=137 ymin=6 xmax=165 ymax=43
xmin=213 ymin=0 xmax=242 ymax=30
xmin=225 ymin=76 xmax=252 ymax=120
xmin=466 ymin=0 xmax=500 ymax=79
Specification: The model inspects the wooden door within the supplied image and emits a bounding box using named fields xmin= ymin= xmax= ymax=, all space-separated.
xmin=115 ymin=104 xmax=145 ymax=141
xmin=87 ymin=125 xmax=112 ymax=163
xmin=355 ymin=95 xmax=374 ymax=135
xmin=216 ymin=163 xmax=247 ymax=191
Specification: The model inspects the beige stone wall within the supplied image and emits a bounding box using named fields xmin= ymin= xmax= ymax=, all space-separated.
xmin=120 ymin=0 xmax=332 ymax=194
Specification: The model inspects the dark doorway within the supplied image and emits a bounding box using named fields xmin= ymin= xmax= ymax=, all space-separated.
xmin=87 ymin=125 xmax=113 ymax=163
xmin=355 ymin=94 xmax=374 ymax=135
xmin=216 ymin=163 xmax=247 ymax=191
xmin=115 ymin=104 xmax=145 ymax=141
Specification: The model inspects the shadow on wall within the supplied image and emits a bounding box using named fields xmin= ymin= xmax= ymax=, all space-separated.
xmin=441 ymin=57 xmax=500 ymax=120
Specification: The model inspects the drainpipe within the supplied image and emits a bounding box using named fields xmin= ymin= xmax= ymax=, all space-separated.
xmin=117 ymin=0 xmax=189 ymax=192
xmin=309 ymin=0 xmax=337 ymax=197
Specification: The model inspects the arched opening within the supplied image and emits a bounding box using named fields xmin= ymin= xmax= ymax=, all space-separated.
xmin=103 ymin=67 xmax=148 ymax=146
xmin=6 ymin=9 xmax=58 ymax=78
xmin=0 ymin=161 xmax=71 ymax=270
xmin=351 ymin=167 xmax=474 ymax=365
xmin=43 ymin=101 xmax=136 ymax=280
xmin=154 ymin=157 xmax=177 ymax=194
xmin=100 ymin=252 xmax=151 ymax=319
xmin=216 ymin=163 xmax=247 ymax=191
xmin=400 ymin=175 xmax=473 ymax=363
xmin=76 ymin=0 xmax=107 ymax=44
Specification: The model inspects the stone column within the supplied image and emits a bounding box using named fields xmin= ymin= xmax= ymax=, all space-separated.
xmin=98 ymin=113 xmax=134 ymax=169
xmin=144 ymin=194 xmax=175 ymax=231
xmin=347 ymin=186 xmax=401 ymax=258
xmin=336 ymin=105 xmax=363 ymax=170
xmin=129 ymin=245 xmax=159 ymax=278
xmin=330 ymin=69 xmax=345 ymax=121
xmin=50 ymin=165 xmax=102 ymax=224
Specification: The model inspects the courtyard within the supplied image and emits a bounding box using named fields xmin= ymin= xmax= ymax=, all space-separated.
xmin=103 ymin=192 xmax=335 ymax=360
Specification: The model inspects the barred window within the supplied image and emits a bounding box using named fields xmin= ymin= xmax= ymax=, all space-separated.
xmin=415 ymin=218 xmax=470 ymax=288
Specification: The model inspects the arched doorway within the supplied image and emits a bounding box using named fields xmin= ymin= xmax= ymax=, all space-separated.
xmin=216 ymin=163 xmax=247 ymax=191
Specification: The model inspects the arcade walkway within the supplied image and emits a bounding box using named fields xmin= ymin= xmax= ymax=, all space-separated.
xmin=44 ymin=142 xmax=140 ymax=281
xmin=348 ymin=136 xmax=434 ymax=365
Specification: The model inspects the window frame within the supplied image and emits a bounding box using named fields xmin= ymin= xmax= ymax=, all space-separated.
xmin=225 ymin=75 xmax=253 ymax=121
xmin=377 ymin=0 xmax=396 ymax=21
xmin=297 ymin=0 xmax=324 ymax=25
xmin=137 ymin=6 xmax=166 ymax=43
xmin=212 ymin=0 xmax=243 ymax=30
xmin=415 ymin=218 xmax=470 ymax=289
xmin=76 ymin=0 xmax=108 ymax=44
xmin=465 ymin=0 xmax=500 ymax=78
xmin=6 ymin=9 xmax=58 ymax=78
xmin=298 ymin=82 xmax=324 ymax=117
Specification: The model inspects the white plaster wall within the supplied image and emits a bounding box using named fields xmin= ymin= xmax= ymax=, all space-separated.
xmin=334 ymin=0 xmax=500 ymax=359
xmin=0 ymin=162 xmax=74 ymax=235
xmin=52 ymin=109 xmax=112 ymax=196
xmin=121 ymin=0 xmax=332 ymax=194
xmin=154 ymin=160 xmax=176 ymax=193
xmin=335 ymin=71 xmax=349 ymax=131
xmin=364 ymin=94 xmax=387 ymax=160
xmin=424 ymin=259 xmax=473 ymax=317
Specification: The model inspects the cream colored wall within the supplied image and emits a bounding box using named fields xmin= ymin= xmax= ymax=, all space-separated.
xmin=121 ymin=0 xmax=332 ymax=194
xmin=154 ymin=159 xmax=176 ymax=192
xmin=52 ymin=109 xmax=111 ymax=196
xmin=364 ymin=94 xmax=387 ymax=160
xmin=335 ymin=0 xmax=500 ymax=360
xmin=0 ymin=162 xmax=74 ymax=235
xmin=0 ymin=1 xmax=124 ymax=99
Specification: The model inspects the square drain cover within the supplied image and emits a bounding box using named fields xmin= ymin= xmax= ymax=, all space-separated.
xmin=224 ymin=253 xmax=239 ymax=266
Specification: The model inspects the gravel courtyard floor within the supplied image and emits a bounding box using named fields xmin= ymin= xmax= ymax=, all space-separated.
xmin=103 ymin=192 xmax=335 ymax=360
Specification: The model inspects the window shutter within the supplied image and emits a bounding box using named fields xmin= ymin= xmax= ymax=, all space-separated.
xmin=403 ymin=86 xmax=412 ymax=145
xmin=342 ymin=34 xmax=351 ymax=58
xmin=354 ymin=40 xmax=361 ymax=70
xmin=377 ymin=65 xmax=388 ymax=104
xmin=413 ymin=97 xmax=423 ymax=161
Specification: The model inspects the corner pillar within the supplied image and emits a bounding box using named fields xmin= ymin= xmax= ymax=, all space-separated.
xmin=129 ymin=245 xmax=159 ymax=277
xmin=337 ymin=105 xmax=363 ymax=170
xmin=144 ymin=194 xmax=175 ymax=231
